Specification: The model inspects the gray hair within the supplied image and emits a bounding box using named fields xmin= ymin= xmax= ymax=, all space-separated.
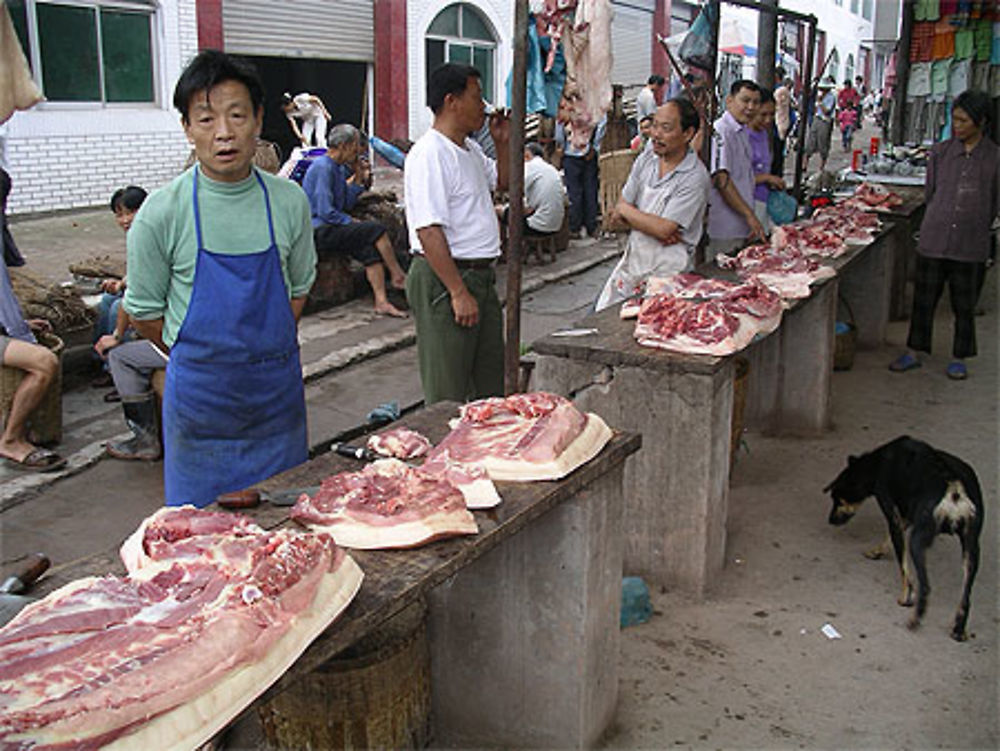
xmin=327 ymin=123 xmax=360 ymax=148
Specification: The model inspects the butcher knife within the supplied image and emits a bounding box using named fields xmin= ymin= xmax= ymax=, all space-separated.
xmin=331 ymin=442 xmax=377 ymax=462
xmin=0 ymin=553 xmax=50 ymax=627
xmin=216 ymin=486 xmax=320 ymax=509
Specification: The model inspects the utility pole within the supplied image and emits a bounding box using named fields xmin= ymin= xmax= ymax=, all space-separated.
xmin=756 ymin=0 xmax=778 ymax=88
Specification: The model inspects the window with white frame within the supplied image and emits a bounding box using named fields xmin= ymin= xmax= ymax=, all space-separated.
xmin=8 ymin=0 xmax=156 ymax=104
xmin=861 ymin=0 xmax=872 ymax=20
xmin=828 ymin=48 xmax=840 ymax=82
xmin=850 ymin=0 xmax=859 ymax=14
xmin=425 ymin=3 xmax=498 ymax=103
xmin=845 ymin=54 xmax=854 ymax=85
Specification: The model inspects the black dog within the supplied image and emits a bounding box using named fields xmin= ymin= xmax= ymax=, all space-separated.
xmin=825 ymin=436 xmax=983 ymax=641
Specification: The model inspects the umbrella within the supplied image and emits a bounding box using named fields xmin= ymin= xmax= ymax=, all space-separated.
xmin=718 ymin=18 xmax=755 ymax=58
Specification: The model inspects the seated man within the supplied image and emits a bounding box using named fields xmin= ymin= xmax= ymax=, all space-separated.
xmin=0 ymin=241 xmax=64 ymax=471
xmin=95 ymin=338 xmax=166 ymax=461
xmin=91 ymin=185 xmax=147 ymax=395
xmin=302 ymin=124 xmax=408 ymax=317
xmin=498 ymin=143 xmax=566 ymax=242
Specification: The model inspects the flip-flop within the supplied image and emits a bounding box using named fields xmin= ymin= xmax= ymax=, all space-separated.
xmin=888 ymin=353 xmax=921 ymax=372
xmin=946 ymin=361 xmax=968 ymax=380
xmin=2 ymin=447 xmax=67 ymax=473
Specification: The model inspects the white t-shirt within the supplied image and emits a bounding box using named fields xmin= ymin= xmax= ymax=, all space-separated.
xmin=405 ymin=128 xmax=500 ymax=260
xmin=524 ymin=156 xmax=565 ymax=233
xmin=291 ymin=93 xmax=323 ymax=122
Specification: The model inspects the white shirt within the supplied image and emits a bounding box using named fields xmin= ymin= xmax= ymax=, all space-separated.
xmin=405 ymin=128 xmax=500 ymax=260
xmin=524 ymin=156 xmax=565 ymax=233
xmin=636 ymin=87 xmax=657 ymax=121
xmin=291 ymin=93 xmax=324 ymax=122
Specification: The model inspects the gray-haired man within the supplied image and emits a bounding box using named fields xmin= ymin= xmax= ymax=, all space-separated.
xmin=302 ymin=123 xmax=407 ymax=316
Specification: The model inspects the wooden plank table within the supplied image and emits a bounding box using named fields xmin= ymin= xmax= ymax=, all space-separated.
xmin=530 ymin=234 xmax=890 ymax=595
xmin=35 ymin=402 xmax=641 ymax=749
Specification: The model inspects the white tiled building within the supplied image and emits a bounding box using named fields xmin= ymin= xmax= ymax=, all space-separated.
xmin=4 ymin=0 xmax=197 ymax=215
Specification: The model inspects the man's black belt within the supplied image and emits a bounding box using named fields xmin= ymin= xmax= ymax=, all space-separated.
xmin=453 ymin=257 xmax=496 ymax=270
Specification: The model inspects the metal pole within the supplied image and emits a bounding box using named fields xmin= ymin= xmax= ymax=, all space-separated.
xmin=792 ymin=20 xmax=816 ymax=200
xmin=701 ymin=0 xmax=721 ymax=169
xmin=504 ymin=0 xmax=528 ymax=395
xmin=756 ymin=0 xmax=778 ymax=88
xmin=890 ymin=2 xmax=914 ymax=145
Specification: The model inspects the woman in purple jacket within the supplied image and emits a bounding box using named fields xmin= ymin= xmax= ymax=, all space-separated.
xmin=890 ymin=90 xmax=998 ymax=380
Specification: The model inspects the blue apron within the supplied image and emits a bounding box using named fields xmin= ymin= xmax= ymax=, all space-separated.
xmin=163 ymin=168 xmax=308 ymax=507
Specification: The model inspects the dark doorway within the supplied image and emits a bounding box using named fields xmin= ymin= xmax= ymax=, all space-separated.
xmin=233 ymin=54 xmax=367 ymax=163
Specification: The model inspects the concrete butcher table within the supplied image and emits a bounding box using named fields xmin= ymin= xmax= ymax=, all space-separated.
xmin=530 ymin=232 xmax=893 ymax=594
xmin=34 ymin=402 xmax=640 ymax=749
xmin=877 ymin=187 xmax=926 ymax=321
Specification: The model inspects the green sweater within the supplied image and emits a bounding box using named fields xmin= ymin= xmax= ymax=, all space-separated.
xmin=123 ymin=166 xmax=317 ymax=347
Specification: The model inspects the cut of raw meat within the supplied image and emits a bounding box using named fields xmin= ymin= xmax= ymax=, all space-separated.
xmin=367 ymin=427 xmax=432 ymax=460
xmin=771 ymin=222 xmax=847 ymax=258
xmin=0 ymin=508 xmax=362 ymax=751
xmin=811 ymin=202 xmax=881 ymax=244
xmin=848 ymin=181 xmax=903 ymax=212
xmin=426 ymin=393 xmax=613 ymax=482
xmin=419 ymin=450 xmax=502 ymax=509
xmin=634 ymin=275 xmax=784 ymax=355
xmin=290 ymin=458 xmax=478 ymax=549
xmin=717 ymin=244 xmax=835 ymax=299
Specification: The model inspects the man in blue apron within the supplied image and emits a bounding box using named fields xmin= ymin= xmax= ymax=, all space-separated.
xmin=123 ymin=51 xmax=317 ymax=508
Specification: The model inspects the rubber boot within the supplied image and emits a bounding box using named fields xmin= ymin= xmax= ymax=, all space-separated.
xmin=106 ymin=392 xmax=161 ymax=461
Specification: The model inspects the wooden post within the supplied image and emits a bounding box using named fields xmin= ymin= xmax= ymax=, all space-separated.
xmin=504 ymin=0 xmax=528 ymax=395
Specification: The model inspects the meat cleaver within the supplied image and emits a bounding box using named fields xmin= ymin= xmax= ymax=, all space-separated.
xmin=0 ymin=553 xmax=50 ymax=627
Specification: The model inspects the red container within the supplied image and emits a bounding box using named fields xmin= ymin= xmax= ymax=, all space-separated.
xmin=870 ymin=137 xmax=880 ymax=155
xmin=852 ymin=149 xmax=863 ymax=171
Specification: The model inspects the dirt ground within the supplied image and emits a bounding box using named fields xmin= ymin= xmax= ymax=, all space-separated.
xmin=603 ymin=275 xmax=998 ymax=750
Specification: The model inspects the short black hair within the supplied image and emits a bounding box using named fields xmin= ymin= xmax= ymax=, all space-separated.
xmin=173 ymin=50 xmax=264 ymax=123
xmin=648 ymin=74 xmax=666 ymax=86
xmin=757 ymin=87 xmax=775 ymax=106
xmin=775 ymin=66 xmax=786 ymax=79
xmin=953 ymin=89 xmax=993 ymax=135
xmin=110 ymin=185 xmax=147 ymax=213
xmin=844 ymin=79 xmax=852 ymax=87
xmin=665 ymin=98 xmax=700 ymax=133
xmin=427 ymin=62 xmax=480 ymax=114
xmin=730 ymin=79 xmax=759 ymax=97
xmin=525 ymin=142 xmax=545 ymax=158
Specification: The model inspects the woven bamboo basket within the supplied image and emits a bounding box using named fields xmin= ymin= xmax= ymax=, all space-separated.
xmin=730 ymin=357 xmax=750 ymax=471
xmin=599 ymin=149 xmax=637 ymax=233
xmin=0 ymin=332 xmax=64 ymax=445
xmin=258 ymin=599 xmax=431 ymax=750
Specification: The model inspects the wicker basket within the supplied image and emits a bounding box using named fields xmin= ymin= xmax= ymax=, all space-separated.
xmin=599 ymin=149 xmax=638 ymax=233
xmin=730 ymin=357 xmax=749 ymax=471
xmin=258 ymin=599 xmax=431 ymax=750
xmin=0 ymin=332 xmax=64 ymax=445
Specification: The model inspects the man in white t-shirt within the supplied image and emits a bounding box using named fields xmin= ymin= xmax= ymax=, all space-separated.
xmin=404 ymin=63 xmax=510 ymax=404
xmin=282 ymin=91 xmax=331 ymax=147
xmin=523 ymin=142 xmax=565 ymax=234
xmin=635 ymin=75 xmax=665 ymax=122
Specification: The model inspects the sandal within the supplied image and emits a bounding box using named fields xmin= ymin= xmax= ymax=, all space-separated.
xmin=2 ymin=447 xmax=67 ymax=473
xmin=103 ymin=389 xmax=121 ymax=403
xmin=946 ymin=361 xmax=968 ymax=380
xmin=889 ymin=353 xmax=921 ymax=372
